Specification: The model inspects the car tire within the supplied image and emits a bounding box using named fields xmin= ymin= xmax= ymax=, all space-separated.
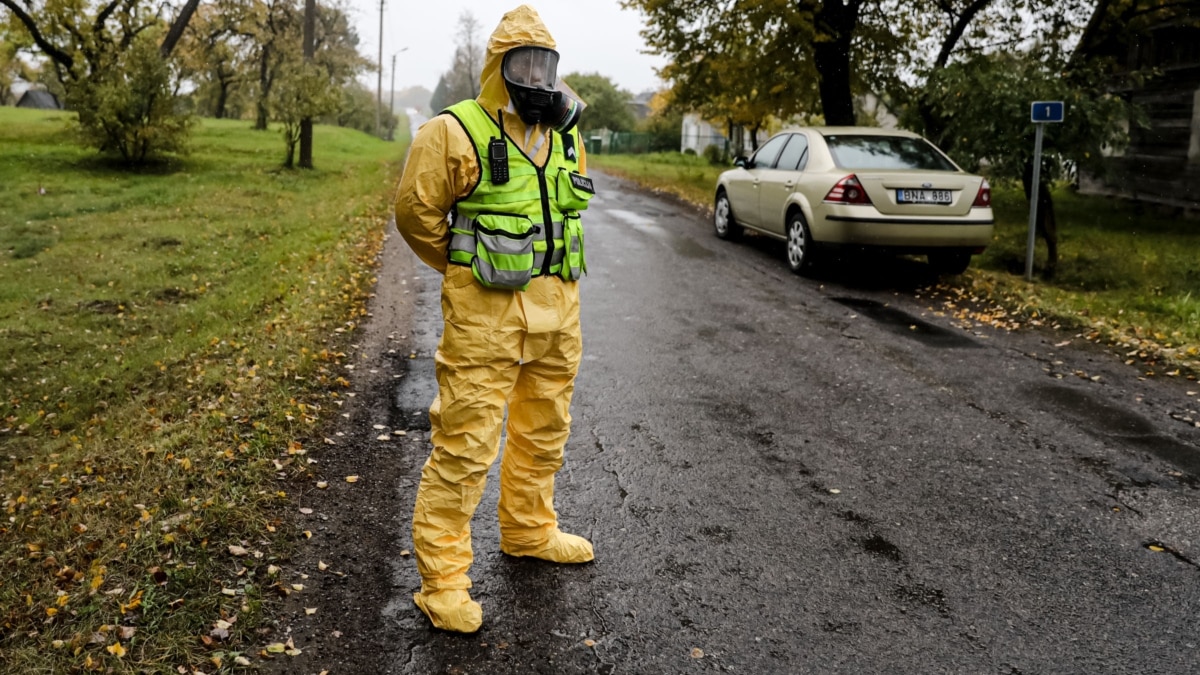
xmin=786 ymin=210 xmax=817 ymax=275
xmin=714 ymin=190 xmax=743 ymax=241
xmin=928 ymin=250 xmax=972 ymax=275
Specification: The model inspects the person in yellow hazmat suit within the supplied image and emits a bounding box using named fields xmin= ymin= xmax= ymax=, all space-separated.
xmin=392 ymin=4 xmax=597 ymax=633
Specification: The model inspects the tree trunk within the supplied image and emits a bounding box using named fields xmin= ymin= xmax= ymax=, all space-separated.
xmin=256 ymin=46 xmax=271 ymax=131
xmin=299 ymin=0 xmax=316 ymax=169
xmin=1022 ymin=162 xmax=1059 ymax=276
xmin=159 ymin=0 xmax=202 ymax=58
xmin=811 ymin=38 xmax=854 ymax=125
xmin=215 ymin=82 xmax=229 ymax=119
xmin=805 ymin=0 xmax=861 ymax=126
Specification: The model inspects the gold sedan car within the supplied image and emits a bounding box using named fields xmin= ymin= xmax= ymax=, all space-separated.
xmin=713 ymin=127 xmax=994 ymax=275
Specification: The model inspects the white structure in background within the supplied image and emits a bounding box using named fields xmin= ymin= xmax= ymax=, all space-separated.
xmin=681 ymin=114 xmax=762 ymax=156
xmin=681 ymin=94 xmax=898 ymax=157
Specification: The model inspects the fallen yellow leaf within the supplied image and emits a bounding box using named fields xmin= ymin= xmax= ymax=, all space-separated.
xmin=305 ymin=607 xmax=317 ymax=615
xmin=107 ymin=642 xmax=126 ymax=657
xmin=345 ymin=476 xmax=359 ymax=483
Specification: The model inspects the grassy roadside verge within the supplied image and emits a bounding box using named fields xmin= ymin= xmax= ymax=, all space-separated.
xmin=590 ymin=152 xmax=1200 ymax=381
xmin=0 ymin=107 xmax=406 ymax=672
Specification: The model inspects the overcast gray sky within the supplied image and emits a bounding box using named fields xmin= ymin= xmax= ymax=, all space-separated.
xmin=346 ymin=0 xmax=667 ymax=95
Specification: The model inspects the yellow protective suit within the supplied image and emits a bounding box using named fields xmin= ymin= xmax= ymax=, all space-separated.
xmin=393 ymin=4 xmax=593 ymax=634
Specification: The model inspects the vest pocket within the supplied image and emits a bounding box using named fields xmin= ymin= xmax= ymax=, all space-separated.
xmin=471 ymin=213 xmax=537 ymax=290
xmin=556 ymin=169 xmax=595 ymax=211
xmin=560 ymin=214 xmax=585 ymax=281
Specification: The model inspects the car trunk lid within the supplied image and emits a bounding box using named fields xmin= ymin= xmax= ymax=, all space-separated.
xmin=855 ymin=171 xmax=982 ymax=217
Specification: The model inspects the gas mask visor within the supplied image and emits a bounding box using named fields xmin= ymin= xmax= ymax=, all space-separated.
xmin=502 ymin=46 xmax=582 ymax=134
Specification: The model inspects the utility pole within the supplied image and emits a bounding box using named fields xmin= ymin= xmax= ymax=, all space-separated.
xmin=389 ymin=52 xmax=397 ymax=141
xmin=375 ymin=0 xmax=384 ymax=138
xmin=299 ymin=0 xmax=316 ymax=168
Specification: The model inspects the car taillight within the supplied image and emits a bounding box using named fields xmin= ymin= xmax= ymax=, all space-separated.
xmin=823 ymin=174 xmax=872 ymax=205
xmin=972 ymin=179 xmax=991 ymax=207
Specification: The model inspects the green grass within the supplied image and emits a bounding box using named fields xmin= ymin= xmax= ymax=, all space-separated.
xmin=591 ymin=151 xmax=1200 ymax=377
xmin=0 ymin=107 xmax=409 ymax=672
xmin=965 ymin=183 xmax=1200 ymax=375
xmin=589 ymin=152 xmax=724 ymax=208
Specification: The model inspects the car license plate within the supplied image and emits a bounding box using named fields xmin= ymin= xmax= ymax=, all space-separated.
xmin=897 ymin=189 xmax=952 ymax=204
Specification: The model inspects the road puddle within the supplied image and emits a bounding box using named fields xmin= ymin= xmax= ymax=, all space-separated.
xmin=832 ymin=297 xmax=979 ymax=348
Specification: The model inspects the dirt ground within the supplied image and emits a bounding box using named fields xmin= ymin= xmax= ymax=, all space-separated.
xmin=261 ymin=227 xmax=431 ymax=675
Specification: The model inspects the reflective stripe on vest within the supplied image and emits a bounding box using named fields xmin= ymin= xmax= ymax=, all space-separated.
xmin=449 ymin=211 xmax=564 ymax=271
xmin=442 ymin=100 xmax=585 ymax=286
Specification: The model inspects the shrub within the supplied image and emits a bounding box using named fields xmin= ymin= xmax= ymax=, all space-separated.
xmin=702 ymin=143 xmax=727 ymax=166
xmin=68 ymin=32 xmax=193 ymax=164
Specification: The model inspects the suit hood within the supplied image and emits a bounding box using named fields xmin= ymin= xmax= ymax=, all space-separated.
xmin=478 ymin=5 xmax=557 ymax=115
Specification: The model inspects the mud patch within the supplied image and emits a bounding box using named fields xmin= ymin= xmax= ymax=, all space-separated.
xmin=838 ymin=510 xmax=874 ymax=526
xmin=669 ymin=235 xmax=715 ymax=259
xmin=79 ymin=299 xmax=126 ymax=314
xmin=832 ymin=297 xmax=978 ymax=348
xmin=698 ymin=525 xmax=733 ymax=542
xmin=894 ymin=582 xmax=949 ymax=614
xmin=1033 ymin=383 xmax=1200 ymax=475
xmin=706 ymin=401 xmax=756 ymax=426
xmin=821 ymin=619 xmax=861 ymax=634
xmin=392 ymin=356 xmax=436 ymax=431
xmin=655 ymin=556 xmax=700 ymax=581
xmin=860 ymin=534 xmax=903 ymax=561
xmin=151 ymin=287 xmax=195 ymax=303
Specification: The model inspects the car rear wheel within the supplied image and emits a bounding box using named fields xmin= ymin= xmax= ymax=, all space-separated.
xmin=786 ymin=211 xmax=816 ymax=275
xmin=714 ymin=190 xmax=743 ymax=241
xmin=928 ymin=250 xmax=972 ymax=275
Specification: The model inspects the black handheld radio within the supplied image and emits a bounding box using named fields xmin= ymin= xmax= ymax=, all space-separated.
xmin=488 ymin=137 xmax=509 ymax=184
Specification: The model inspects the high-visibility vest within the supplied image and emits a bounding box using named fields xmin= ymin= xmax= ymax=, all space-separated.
xmin=442 ymin=100 xmax=593 ymax=290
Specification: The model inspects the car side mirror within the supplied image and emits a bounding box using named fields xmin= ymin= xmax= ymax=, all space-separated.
xmin=735 ymin=156 xmax=748 ymax=169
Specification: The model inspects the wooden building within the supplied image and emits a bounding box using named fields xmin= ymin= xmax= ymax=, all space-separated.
xmin=1081 ymin=21 xmax=1200 ymax=210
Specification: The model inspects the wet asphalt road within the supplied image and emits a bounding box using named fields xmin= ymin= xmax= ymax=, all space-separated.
xmin=379 ymin=172 xmax=1200 ymax=674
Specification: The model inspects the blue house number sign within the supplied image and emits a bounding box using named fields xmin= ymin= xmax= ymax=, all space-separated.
xmin=1031 ymin=101 xmax=1065 ymax=123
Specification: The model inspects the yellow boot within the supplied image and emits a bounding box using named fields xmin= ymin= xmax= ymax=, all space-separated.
xmin=501 ymin=529 xmax=594 ymax=563
xmin=413 ymin=588 xmax=483 ymax=633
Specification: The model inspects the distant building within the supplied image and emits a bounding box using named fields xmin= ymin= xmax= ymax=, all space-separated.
xmin=16 ymin=90 xmax=62 ymax=110
xmin=681 ymin=115 xmax=763 ymax=157
xmin=627 ymin=91 xmax=654 ymax=122
xmin=1080 ymin=21 xmax=1200 ymax=209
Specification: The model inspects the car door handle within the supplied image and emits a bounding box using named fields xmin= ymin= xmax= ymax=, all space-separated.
xmin=783 ymin=181 xmax=795 ymax=188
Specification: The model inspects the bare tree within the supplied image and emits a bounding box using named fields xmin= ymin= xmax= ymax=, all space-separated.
xmin=456 ymin=10 xmax=482 ymax=99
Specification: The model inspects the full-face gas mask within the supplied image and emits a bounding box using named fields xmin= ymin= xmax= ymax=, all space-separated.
xmin=502 ymin=46 xmax=583 ymax=134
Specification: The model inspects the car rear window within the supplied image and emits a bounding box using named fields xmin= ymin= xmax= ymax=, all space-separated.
xmin=824 ymin=135 xmax=957 ymax=171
